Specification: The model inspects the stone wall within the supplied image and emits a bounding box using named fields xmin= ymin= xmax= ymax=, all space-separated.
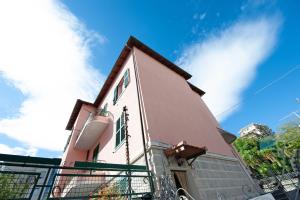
xmin=147 ymin=145 xmax=261 ymax=200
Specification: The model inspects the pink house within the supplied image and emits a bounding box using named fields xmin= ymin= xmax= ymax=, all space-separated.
xmin=61 ymin=36 xmax=259 ymax=199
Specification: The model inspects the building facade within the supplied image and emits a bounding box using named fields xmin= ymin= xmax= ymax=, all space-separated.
xmin=61 ymin=36 xmax=260 ymax=199
xmin=239 ymin=123 xmax=273 ymax=138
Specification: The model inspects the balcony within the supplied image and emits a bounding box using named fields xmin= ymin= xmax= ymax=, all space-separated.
xmin=74 ymin=110 xmax=110 ymax=150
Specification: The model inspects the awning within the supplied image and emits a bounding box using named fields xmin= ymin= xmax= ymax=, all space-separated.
xmin=164 ymin=141 xmax=207 ymax=166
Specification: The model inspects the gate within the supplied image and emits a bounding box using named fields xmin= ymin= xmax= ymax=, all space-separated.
xmin=0 ymin=154 xmax=154 ymax=200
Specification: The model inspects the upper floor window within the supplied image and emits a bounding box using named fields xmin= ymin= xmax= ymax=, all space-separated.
xmin=115 ymin=112 xmax=125 ymax=148
xmin=99 ymin=103 xmax=108 ymax=117
xmin=113 ymin=69 xmax=130 ymax=104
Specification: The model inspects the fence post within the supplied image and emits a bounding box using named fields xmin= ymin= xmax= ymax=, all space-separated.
xmin=37 ymin=167 xmax=51 ymax=200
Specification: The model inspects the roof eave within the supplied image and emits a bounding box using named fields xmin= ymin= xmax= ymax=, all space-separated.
xmin=188 ymin=82 xmax=205 ymax=96
xmin=94 ymin=36 xmax=193 ymax=107
xmin=65 ymin=99 xmax=94 ymax=130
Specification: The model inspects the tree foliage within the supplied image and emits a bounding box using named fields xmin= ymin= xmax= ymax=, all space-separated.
xmin=0 ymin=173 xmax=32 ymax=200
xmin=234 ymin=123 xmax=300 ymax=178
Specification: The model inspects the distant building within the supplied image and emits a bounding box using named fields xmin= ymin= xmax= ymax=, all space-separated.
xmin=239 ymin=123 xmax=273 ymax=138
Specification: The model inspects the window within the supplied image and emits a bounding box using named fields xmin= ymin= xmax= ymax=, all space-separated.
xmin=92 ymin=144 xmax=99 ymax=162
xmin=113 ymin=69 xmax=130 ymax=104
xmin=115 ymin=112 xmax=125 ymax=148
xmin=99 ymin=103 xmax=108 ymax=116
xmin=124 ymin=69 xmax=130 ymax=87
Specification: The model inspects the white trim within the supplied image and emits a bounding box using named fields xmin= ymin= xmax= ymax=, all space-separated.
xmin=113 ymin=139 xmax=125 ymax=153
xmin=132 ymin=48 xmax=151 ymax=146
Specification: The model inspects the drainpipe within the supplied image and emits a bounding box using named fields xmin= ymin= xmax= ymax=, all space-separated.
xmin=127 ymin=45 xmax=154 ymax=194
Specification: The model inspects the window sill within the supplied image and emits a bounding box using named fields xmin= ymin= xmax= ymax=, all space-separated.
xmin=113 ymin=140 xmax=126 ymax=153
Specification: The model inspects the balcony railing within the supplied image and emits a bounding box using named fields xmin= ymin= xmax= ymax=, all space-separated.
xmin=74 ymin=109 xmax=111 ymax=150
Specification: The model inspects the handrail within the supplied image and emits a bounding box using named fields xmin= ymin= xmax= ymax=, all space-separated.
xmin=0 ymin=153 xmax=61 ymax=165
xmin=74 ymin=161 xmax=148 ymax=171
xmin=0 ymin=161 xmax=151 ymax=172
xmin=175 ymin=188 xmax=196 ymax=200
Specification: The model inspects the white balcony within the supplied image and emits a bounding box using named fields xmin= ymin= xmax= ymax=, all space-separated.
xmin=74 ymin=111 xmax=110 ymax=150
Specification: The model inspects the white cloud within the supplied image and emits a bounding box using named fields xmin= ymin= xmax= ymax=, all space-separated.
xmin=193 ymin=12 xmax=207 ymax=21
xmin=0 ymin=0 xmax=104 ymax=152
xmin=0 ymin=144 xmax=37 ymax=156
xmin=177 ymin=16 xmax=281 ymax=121
xmin=199 ymin=13 xmax=207 ymax=20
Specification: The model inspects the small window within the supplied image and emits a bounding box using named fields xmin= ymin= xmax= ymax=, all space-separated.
xmin=99 ymin=103 xmax=108 ymax=116
xmin=113 ymin=87 xmax=118 ymax=104
xmin=92 ymin=144 xmax=99 ymax=162
xmin=117 ymin=79 xmax=123 ymax=101
xmin=113 ymin=69 xmax=130 ymax=104
xmin=124 ymin=69 xmax=130 ymax=88
xmin=115 ymin=112 xmax=125 ymax=148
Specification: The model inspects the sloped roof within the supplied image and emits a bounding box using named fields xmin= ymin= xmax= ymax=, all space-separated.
xmin=93 ymin=36 xmax=192 ymax=107
xmin=66 ymin=36 xmax=205 ymax=130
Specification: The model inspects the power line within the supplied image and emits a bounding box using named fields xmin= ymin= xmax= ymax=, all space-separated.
xmin=254 ymin=65 xmax=300 ymax=95
xmin=215 ymin=65 xmax=300 ymax=118
xmin=279 ymin=110 xmax=300 ymax=122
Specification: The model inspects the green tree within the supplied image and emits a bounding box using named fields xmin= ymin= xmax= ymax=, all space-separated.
xmin=0 ymin=173 xmax=32 ymax=200
xmin=233 ymin=122 xmax=300 ymax=177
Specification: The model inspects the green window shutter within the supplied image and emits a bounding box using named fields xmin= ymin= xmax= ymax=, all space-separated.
xmin=115 ymin=112 xmax=126 ymax=148
xmin=121 ymin=126 xmax=125 ymax=142
xmin=121 ymin=112 xmax=125 ymax=126
xmin=116 ymin=131 xmax=120 ymax=147
xmin=120 ymin=112 xmax=125 ymax=143
xmin=116 ymin=118 xmax=120 ymax=131
xmin=116 ymin=117 xmax=120 ymax=147
xmin=113 ymin=87 xmax=118 ymax=104
xmin=100 ymin=103 xmax=108 ymax=116
xmin=124 ymin=69 xmax=130 ymax=88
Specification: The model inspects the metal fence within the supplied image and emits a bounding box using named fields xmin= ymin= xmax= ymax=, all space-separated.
xmin=0 ymin=154 xmax=154 ymax=200
xmin=259 ymin=172 xmax=298 ymax=193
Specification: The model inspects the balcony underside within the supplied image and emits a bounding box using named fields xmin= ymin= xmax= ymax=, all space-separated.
xmin=75 ymin=116 xmax=109 ymax=150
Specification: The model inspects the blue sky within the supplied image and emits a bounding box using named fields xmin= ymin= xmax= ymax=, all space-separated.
xmin=0 ymin=0 xmax=299 ymax=157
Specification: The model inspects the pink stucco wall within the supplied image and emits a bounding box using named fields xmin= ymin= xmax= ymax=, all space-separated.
xmin=61 ymin=45 xmax=235 ymax=169
xmin=91 ymin=52 xmax=145 ymax=164
xmin=61 ymin=104 xmax=96 ymax=167
xmin=61 ymin=52 xmax=145 ymax=166
xmin=134 ymin=47 xmax=234 ymax=157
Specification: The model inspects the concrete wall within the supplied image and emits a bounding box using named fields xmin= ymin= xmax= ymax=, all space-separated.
xmin=148 ymin=145 xmax=260 ymax=200
xmin=134 ymin=47 xmax=234 ymax=157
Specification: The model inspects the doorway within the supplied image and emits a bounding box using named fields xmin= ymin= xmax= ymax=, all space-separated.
xmin=172 ymin=170 xmax=188 ymax=197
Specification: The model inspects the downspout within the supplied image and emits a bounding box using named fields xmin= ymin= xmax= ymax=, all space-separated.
xmin=127 ymin=45 xmax=154 ymax=193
